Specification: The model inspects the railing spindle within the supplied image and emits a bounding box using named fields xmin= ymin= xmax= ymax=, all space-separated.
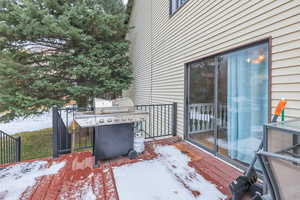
xmin=188 ymin=103 xmax=227 ymax=134
xmin=0 ymin=130 xmax=21 ymax=165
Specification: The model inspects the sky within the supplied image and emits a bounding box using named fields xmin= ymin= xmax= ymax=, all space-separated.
xmin=122 ymin=0 xmax=128 ymax=5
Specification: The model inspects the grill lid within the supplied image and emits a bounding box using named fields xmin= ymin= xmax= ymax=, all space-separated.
xmin=93 ymin=97 xmax=134 ymax=114
xmin=73 ymin=97 xmax=148 ymax=127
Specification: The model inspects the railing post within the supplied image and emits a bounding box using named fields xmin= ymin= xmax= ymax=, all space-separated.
xmin=172 ymin=102 xmax=177 ymax=136
xmin=15 ymin=136 xmax=21 ymax=162
xmin=52 ymin=106 xmax=59 ymax=158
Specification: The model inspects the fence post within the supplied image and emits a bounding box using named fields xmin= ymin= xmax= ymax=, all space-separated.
xmin=52 ymin=106 xmax=59 ymax=158
xmin=15 ymin=136 xmax=21 ymax=162
xmin=172 ymin=102 xmax=177 ymax=136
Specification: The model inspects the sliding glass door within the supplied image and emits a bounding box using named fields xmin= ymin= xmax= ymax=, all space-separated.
xmin=187 ymin=42 xmax=269 ymax=166
xmin=188 ymin=57 xmax=216 ymax=152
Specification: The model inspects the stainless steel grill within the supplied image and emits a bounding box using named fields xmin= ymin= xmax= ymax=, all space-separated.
xmin=73 ymin=98 xmax=148 ymax=163
xmin=74 ymin=97 xmax=148 ymax=127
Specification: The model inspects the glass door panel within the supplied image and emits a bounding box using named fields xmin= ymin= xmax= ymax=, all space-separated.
xmin=188 ymin=58 xmax=216 ymax=152
xmin=217 ymin=43 xmax=269 ymax=167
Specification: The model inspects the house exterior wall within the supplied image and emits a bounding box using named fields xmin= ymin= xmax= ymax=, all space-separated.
xmin=126 ymin=0 xmax=152 ymax=104
xmin=128 ymin=0 xmax=300 ymax=137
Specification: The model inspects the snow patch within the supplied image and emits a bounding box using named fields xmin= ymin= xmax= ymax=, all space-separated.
xmin=81 ymin=186 xmax=96 ymax=200
xmin=59 ymin=174 xmax=97 ymax=200
xmin=0 ymin=110 xmax=69 ymax=135
xmin=113 ymin=145 xmax=226 ymax=200
xmin=0 ymin=161 xmax=65 ymax=200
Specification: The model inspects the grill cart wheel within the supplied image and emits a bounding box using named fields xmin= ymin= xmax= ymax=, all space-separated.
xmin=128 ymin=150 xmax=137 ymax=160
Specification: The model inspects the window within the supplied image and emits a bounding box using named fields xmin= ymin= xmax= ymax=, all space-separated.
xmin=170 ymin=0 xmax=188 ymax=15
xmin=186 ymin=42 xmax=269 ymax=169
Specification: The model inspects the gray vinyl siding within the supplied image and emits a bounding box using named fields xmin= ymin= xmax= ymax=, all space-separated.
xmin=128 ymin=0 xmax=300 ymax=137
xmin=127 ymin=0 xmax=152 ymax=105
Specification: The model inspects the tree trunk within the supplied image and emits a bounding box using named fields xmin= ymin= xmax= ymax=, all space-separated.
xmin=77 ymin=96 xmax=89 ymax=108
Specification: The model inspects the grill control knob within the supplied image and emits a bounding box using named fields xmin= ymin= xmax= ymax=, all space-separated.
xmin=99 ymin=119 xmax=104 ymax=123
xmin=107 ymin=119 xmax=112 ymax=123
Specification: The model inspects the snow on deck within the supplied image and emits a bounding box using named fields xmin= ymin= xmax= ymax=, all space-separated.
xmin=0 ymin=161 xmax=65 ymax=200
xmin=114 ymin=145 xmax=226 ymax=200
xmin=0 ymin=137 xmax=241 ymax=200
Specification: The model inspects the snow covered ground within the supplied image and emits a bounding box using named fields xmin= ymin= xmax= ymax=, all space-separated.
xmin=0 ymin=112 xmax=53 ymax=135
xmin=0 ymin=161 xmax=65 ymax=200
xmin=0 ymin=110 xmax=69 ymax=135
xmin=113 ymin=145 xmax=227 ymax=200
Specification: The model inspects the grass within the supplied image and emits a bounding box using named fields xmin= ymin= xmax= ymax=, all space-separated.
xmin=12 ymin=128 xmax=93 ymax=161
xmin=14 ymin=128 xmax=53 ymax=161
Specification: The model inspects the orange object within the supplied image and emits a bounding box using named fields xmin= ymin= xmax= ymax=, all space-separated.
xmin=69 ymin=100 xmax=77 ymax=105
xmin=274 ymin=98 xmax=287 ymax=116
xmin=70 ymin=120 xmax=79 ymax=133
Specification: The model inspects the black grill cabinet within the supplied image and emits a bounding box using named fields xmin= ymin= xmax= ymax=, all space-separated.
xmin=94 ymin=123 xmax=134 ymax=161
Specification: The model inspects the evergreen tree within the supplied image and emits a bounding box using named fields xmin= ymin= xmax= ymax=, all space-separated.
xmin=0 ymin=0 xmax=132 ymax=121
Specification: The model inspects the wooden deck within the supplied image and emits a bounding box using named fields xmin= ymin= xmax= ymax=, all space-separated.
xmin=1 ymin=137 xmax=242 ymax=200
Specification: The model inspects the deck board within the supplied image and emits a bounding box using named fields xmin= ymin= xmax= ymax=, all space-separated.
xmin=1 ymin=137 xmax=242 ymax=200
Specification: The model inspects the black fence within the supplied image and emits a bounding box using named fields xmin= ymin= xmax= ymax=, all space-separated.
xmin=0 ymin=130 xmax=21 ymax=165
xmin=52 ymin=103 xmax=177 ymax=158
xmin=135 ymin=103 xmax=177 ymax=139
xmin=52 ymin=106 xmax=73 ymax=158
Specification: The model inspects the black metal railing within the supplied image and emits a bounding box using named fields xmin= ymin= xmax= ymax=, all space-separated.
xmin=52 ymin=106 xmax=72 ymax=158
xmin=135 ymin=103 xmax=177 ymax=139
xmin=53 ymin=106 xmax=95 ymax=157
xmin=0 ymin=130 xmax=21 ymax=165
xmin=52 ymin=102 xmax=177 ymax=157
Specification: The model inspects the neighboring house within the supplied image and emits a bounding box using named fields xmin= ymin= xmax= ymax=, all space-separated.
xmin=126 ymin=0 xmax=300 ymax=169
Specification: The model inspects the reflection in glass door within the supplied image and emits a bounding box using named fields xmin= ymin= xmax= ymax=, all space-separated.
xmin=216 ymin=56 xmax=228 ymax=156
xmin=187 ymin=58 xmax=216 ymax=152
xmin=187 ymin=42 xmax=269 ymax=167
